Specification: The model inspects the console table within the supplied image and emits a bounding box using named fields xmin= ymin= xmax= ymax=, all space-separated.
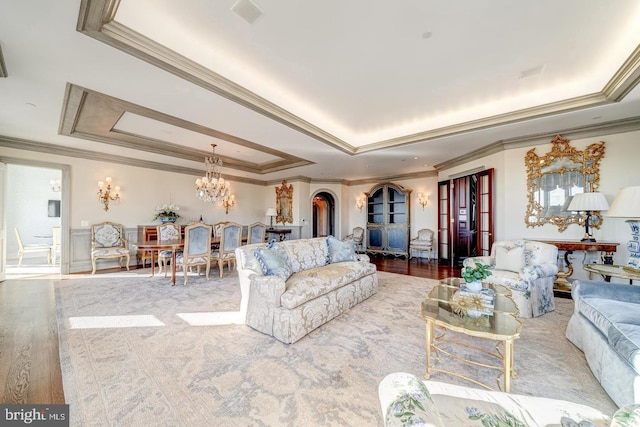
xmin=536 ymin=239 xmax=619 ymax=292
xmin=266 ymin=228 xmax=292 ymax=241
xmin=584 ymin=264 xmax=640 ymax=284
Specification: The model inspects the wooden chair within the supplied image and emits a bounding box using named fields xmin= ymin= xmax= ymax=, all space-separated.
xmin=157 ymin=223 xmax=181 ymax=277
xmin=247 ymin=222 xmax=266 ymax=244
xmin=14 ymin=228 xmax=51 ymax=266
xmin=409 ymin=228 xmax=434 ymax=261
xmin=176 ymin=223 xmax=212 ymax=285
xmin=212 ymin=222 xmax=242 ymax=278
xmin=212 ymin=221 xmax=229 ymax=239
xmin=343 ymin=226 xmax=365 ymax=253
xmin=90 ymin=222 xmax=130 ymax=274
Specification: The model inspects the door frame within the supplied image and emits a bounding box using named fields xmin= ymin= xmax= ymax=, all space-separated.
xmin=0 ymin=156 xmax=71 ymax=275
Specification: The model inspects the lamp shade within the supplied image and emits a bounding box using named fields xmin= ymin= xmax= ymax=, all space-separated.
xmin=606 ymin=186 xmax=640 ymax=218
xmin=566 ymin=192 xmax=609 ymax=212
xmin=265 ymin=208 xmax=277 ymax=217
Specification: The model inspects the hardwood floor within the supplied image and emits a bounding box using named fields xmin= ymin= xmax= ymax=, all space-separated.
xmin=0 ymin=256 xmax=457 ymax=404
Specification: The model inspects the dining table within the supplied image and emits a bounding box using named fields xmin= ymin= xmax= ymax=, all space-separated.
xmin=134 ymin=236 xmax=247 ymax=285
xmin=134 ymin=239 xmax=186 ymax=285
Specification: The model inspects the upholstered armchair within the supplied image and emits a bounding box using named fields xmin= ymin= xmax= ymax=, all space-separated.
xmin=409 ymin=228 xmax=434 ymax=261
xmin=463 ymin=240 xmax=558 ymax=318
xmin=343 ymin=227 xmax=365 ymax=253
xmin=90 ymin=222 xmax=130 ymax=274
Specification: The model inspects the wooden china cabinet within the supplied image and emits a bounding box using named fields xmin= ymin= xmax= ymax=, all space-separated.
xmin=365 ymin=182 xmax=412 ymax=258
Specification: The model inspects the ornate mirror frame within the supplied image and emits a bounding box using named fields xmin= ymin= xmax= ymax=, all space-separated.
xmin=275 ymin=180 xmax=293 ymax=224
xmin=525 ymin=135 xmax=606 ymax=232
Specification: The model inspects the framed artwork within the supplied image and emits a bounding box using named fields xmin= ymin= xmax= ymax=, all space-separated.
xmin=275 ymin=180 xmax=293 ymax=224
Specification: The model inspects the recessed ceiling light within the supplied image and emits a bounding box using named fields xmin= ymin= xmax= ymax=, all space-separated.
xmin=414 ymin=157 xmax=419 ymax=160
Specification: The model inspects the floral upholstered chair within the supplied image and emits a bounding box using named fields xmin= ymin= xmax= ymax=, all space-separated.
xmin=157 ymin=223 xmax=181 ymax=277
xmin=90 ymin=222 xmax=130 ymax=274
xmin=175 ymin=223 xmax=212 ymax=285
xmin=463 ymin=240 xmax=558 ymax=318
xmin=379 ymin=372 xmax=640 ymax=427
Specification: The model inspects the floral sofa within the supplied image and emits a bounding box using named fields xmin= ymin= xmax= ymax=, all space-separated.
xmin=379 ymin=372 xmax=640 ymax=427
xmin=566 ymin=280 xmax=640 ymax=408
xmin=235 ymin=236 xmax=378 ymax=344
xmin=463 ymin=240 xmax=558 ymax=318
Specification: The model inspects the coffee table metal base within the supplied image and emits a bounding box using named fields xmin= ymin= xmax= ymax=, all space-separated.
xmin=424 ymin=322 xmax=516 ymax=393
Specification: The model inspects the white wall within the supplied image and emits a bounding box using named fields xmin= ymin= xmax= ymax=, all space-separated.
xmin=2 ymin=129 xmax=639 ymax=278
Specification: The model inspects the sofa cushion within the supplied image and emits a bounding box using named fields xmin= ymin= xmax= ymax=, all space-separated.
xmin=327 ymin=235 xmax=358 ymax=263
xmin=281 ymin=261 xmax=376 ymax=309
xmin=254 ymin=246 xmax=292 ymax=281
xmin=578 ymin=297 xmax=640 ymax=375
xmin=279 ymin=238 xmax=329 ymax=274
xmin=494 ymin=245 xmax=524 ymax=273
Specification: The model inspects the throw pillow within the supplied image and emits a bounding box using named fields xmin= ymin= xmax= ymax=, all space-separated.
xmin=254 ymin=245 xmax=292 ymax=281
xmin=327 ymin=235 xmax=358 ymax=263
xmin=494 ymin=246 xmax=525 ymax=273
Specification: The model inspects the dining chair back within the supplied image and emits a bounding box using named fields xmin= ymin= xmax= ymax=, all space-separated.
xmin=247 ymin=222 xmax=266 ymax=244
xmin=90 ymin=222 xmax=130 ymax=274
xmin=176 ymin=223 xmax=212 ymax=285
xmin=14 ymin=227 xmax=51 ymax=266
xmin=51 ymin=226 xmax=61 ymax=265
xmin=157 ymin=223 xmax=181 ymax=277
xmin=212 ymin=222 xmax=242 ymax=277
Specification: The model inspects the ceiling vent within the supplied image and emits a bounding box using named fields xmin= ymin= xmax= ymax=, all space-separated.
xmin=0 ymin=45 xmax=7 ymax=78
xmin=231 ymin=0 xmax=264 ymax=24
xmin=519 ymin=64 xmax=545 ymax=79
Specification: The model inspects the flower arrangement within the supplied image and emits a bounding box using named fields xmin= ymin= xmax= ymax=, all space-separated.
xmin=153 ymin=204 xmax=181 ymax=222
xmin=461 ymin=261 xmax=492 ymax=283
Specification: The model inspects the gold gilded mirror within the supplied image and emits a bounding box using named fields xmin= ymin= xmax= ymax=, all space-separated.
xmin=525 ymin=135 xmax=605 ymax=232
xmin=275 ymin=180 xmax=293 ymax=224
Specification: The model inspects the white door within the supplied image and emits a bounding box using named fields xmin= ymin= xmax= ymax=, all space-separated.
xmin=0 ymin=162 xmax=6 ymax=281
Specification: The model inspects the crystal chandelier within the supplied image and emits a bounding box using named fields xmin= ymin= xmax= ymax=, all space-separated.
xmin=195 ymin=144 xmax=229 ymax=203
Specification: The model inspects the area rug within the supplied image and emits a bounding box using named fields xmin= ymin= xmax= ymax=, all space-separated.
xmin=55 ymin=271 xmax=617 ymax=426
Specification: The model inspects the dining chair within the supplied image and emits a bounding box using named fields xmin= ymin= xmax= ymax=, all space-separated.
xmin=247 ymin=222 xmax=266 ymax=244
xmin=14 ymin=228 xmax=51 ymax=266
xmin=212 ymin=222 xmax=242 ymax=278
xmin=176 ymin=223 xmax=212 ymax=285
xmin=157 ymin=223 xmax=182 ymax=277
xmin=90 ymin=222 xmax=130 ymax=274
xmin=213 ymin=221 xmax=229 ymax=239
xmin=51 ymin=226 xmax=61 ymax=265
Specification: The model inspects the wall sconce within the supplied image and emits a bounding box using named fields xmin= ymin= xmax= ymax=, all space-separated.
xmin=356 ymin=195 xmax=366 ymax=211
xmin=97 ymin=177 xmax=121 ymax=211
xmin=50 ymin=179 xmax=61 ymax=192
xmin=418 ymin=193 xmax=429 ymax=210
xmin=221 ymin=194 xmax=236 ymax=214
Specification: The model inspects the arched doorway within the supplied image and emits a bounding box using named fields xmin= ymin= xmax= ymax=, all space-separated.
xmin=312 ymin=192 xmax=335 ymax=237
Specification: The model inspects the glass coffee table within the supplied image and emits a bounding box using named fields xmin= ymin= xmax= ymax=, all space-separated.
xmin=421 ymin=278 xmax=522 ymax=392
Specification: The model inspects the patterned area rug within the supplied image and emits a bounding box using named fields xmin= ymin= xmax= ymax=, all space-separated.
xmin=55 ymin=270 xmax=617 ymax=426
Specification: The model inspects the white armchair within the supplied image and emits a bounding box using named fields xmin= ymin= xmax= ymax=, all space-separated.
xmin=409 ymin=229 xmax=434 ymax=261
xmin=463 ymin=240 xmax=558 ymax=318
xmin=90 ymin=222 xmax=130 ymax=274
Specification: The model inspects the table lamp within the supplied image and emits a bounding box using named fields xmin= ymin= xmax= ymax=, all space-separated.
xmin=566 ymin=192 xmax=609 ymax=242
xmin=606 ymin=186 xmax=640 ymax=272
xmin=265 ymin=207 xmax=277 ymax=230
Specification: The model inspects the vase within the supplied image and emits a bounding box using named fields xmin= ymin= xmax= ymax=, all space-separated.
xmin=466 ymin=308 xmax=482 ymax=318
xmin=161 ymin=216 xmax=177 ymax=223
xmin=465 ymin=281 xmax=483 ymax=293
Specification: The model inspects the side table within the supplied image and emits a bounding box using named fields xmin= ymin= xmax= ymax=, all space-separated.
xmin=584 ymin=264 xmax=640 ymax=284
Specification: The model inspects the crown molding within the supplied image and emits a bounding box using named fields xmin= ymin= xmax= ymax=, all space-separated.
xmin=0 ymin=45 xmax=7 ymax=78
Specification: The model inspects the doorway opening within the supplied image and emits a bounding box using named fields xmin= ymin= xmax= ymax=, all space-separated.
xmin=5 ymin=163 xmax=65 ymax=279
xmin=312 ymin=192 xmax=335 ymax=238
